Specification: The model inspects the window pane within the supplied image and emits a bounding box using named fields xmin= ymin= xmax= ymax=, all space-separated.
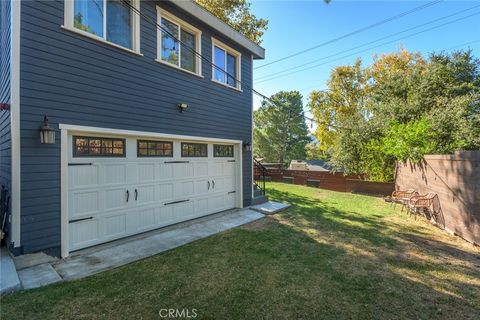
xmin=213 ymin=46 xmax=226 ymax=83
xmin=74 ymin=0 xmax=104 ymax=37
xmin=226 ymin=53 xmax=237 ymax=87
xmin=106 ymin=0 xmax=132 ymax=48
xmin=161 ymin=18 xmax=179 ymax=66
xmin=181 ymin=29 xmax=196 ymax=73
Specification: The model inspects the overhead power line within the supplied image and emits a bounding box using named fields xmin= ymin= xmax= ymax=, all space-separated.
xmin=119 ymin=0 xmax=318 ymax=124
xmin=254 ymin=0 xmax=443 ymax=70
xmin=255 ymin=4 xmax=480 ymax=82
xmin=255 ymin=10 xmax=480 ymax=84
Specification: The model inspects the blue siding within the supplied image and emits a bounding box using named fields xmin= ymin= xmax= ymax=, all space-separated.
xmin=19 ymin=0 xmax=254 ymax=254
xmin=0 ymin=0 xmax=12 ymax=245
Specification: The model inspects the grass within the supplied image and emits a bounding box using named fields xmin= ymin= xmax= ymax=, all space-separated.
xmin=2 ymin=182 xmax=479 ymax=319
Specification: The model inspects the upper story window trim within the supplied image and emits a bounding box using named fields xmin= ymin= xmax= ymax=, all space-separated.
xmin=63 ymin=0 xmax=142 ymax=55
xmin=211 ymin=37 xmax=242 ymax=91
xmin=156 ymin=7 xmax=203 ymax=77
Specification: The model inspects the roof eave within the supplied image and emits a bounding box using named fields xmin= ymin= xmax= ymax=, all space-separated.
xmin=169 ymin=0 xmax=265 ymax=59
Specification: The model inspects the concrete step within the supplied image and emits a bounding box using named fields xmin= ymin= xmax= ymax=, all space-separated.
xmin=0 ymin=247 xmax=21 ymax=294
xmin=251 ymin=195 xmax=268 ymax=205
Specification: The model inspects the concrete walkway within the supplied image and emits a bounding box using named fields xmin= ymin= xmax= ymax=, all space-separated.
xmin=11 ymin=208 xmax=264 ymax=290
xmin=0 ymin=247 xmax=21 ymax=294
xmin=251 ymin=201 xmax=291 ymax=215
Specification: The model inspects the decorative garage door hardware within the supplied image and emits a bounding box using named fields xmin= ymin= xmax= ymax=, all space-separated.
xmin=69 ymin=217 xmax=93 ymax=223
xmin=227 ymin=160 xmax=236 ymax=162
xmin=228 ymin=191 xmax=236 ymax=194
xmin=164 ymin=160 xmax=190 ymax=164
xmin=68 ymin=163 xmax=93 ymax=166
xmin=164 ymin=199 xmax=190 ymax=206
xmin=207 ymin=181 xmax=217 ymax=189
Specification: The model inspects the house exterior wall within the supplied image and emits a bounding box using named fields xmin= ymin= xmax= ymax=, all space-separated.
xmin=18 ymin=0 xmax=254 ymax=255
xmin=0 ymin=0 xmax=12 ymax=244
xmin=395 ymin=152 xmax=480 ymax=245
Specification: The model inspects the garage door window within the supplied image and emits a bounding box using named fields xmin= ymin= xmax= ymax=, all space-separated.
xmin=137 ymin=140 xmax=173 ymax=157
xmin=181 ymin=143 xmax=207 ymax=157
xmin=73 ymin=136 xmax=125 ymax=157
xmin=213 ymin=144 xmax=234 ymax=157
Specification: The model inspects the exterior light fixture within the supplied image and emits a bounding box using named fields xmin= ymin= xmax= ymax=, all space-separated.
xmin=39 ymin=116 xmax=55 ymax=144
xmin=243 ymin=140 xmax=252 ymax=152
xmin=177 ymin=103 xmax=188 ymax=113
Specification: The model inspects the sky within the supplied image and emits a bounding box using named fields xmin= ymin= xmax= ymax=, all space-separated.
xmin=250 ymin=0 xmax=480 ymax=119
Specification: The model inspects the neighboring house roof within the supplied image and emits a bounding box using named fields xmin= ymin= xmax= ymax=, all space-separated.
xmin=170 ymin=0 xmax=265 ymax=59
xmin=289 ymin=160 xmax=343 ymax=172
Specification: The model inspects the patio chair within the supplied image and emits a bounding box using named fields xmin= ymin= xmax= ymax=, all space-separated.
xmin=391 ymin=189 xmax=418 ymax=212
xmin=408 ymin=192 xmax=437 ymax=220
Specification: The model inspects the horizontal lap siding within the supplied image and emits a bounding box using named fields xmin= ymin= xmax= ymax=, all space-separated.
xmin=20 ymin=0 xmax=253 ymax=254
xmin=0 ymin=0 xmax=12 ymax=244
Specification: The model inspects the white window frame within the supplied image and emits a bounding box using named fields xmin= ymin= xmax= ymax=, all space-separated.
xmin=156 ymin=7 xmax=203 ymax=77
xmin=211 ymin=38 xmax=242 ymax=91
xmin=63 ymin=0 xmax=141 ymax=55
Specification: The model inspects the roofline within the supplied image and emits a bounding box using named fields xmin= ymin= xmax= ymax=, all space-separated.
xmin=169 ymin=0 xmax=265 ymax=59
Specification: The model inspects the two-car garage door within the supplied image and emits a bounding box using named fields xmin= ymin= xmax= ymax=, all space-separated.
xmin=67 ymin=134 xmax=239 ymax=251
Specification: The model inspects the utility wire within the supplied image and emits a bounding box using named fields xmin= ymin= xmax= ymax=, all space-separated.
xmin=119 ymin=0 xmax=318 ymax=124
xmin=256 ymin=11 xmax=480 ymax=84
xmin=255 ymin=4 xmax=480 ymax=82
xmin=254 ymin=0 xmax=443 ymax=70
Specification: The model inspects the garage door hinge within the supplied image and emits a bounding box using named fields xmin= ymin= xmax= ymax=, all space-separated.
xmin=164 ymin=161 xmax=190 ymax=164
xmin=164 ymin=199 xmax=190 ymax=206
xmin=227 ymin=160 xmax=235 ymax=162
xmin=228 ymin=191 xmax=236 ymax=194
xmin=69 ymin=217 xmax=94 ymax=223
xmin=68 ymin=163 xmax=93 ymax=166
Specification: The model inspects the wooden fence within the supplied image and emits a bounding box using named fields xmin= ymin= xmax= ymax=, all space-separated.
xmin=395 ymin=151 xmax=479 ymax=245
xmin=262 ymin=168 xmax=394 ymax=195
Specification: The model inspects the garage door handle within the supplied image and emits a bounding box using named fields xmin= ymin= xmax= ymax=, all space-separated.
xmin=207 ymin=181 xmax=210 ymax=190
xmin=126 ymin=190 xmax=129 ymax=202
xmin=212 ymin=180 xmax=215 ymax=189
xmin=135 ymin=189 xmax=138 ymax=201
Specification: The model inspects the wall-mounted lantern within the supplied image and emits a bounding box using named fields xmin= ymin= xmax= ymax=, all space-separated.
xmin=39 ymin=116 xmax=55 ymax=144
xmin=243 ymin=140 xmax=252 ymax=152
xmin=177 ymin=103 xmax=188 ymax=113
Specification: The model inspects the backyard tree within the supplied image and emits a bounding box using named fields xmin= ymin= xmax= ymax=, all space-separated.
xmin=195 ymin=0 xmax=268 ymax=44
xmin=254 ymin=91 xmax=309 ymax=166
xmin=308 ymin=49 xmax=480 ymax=181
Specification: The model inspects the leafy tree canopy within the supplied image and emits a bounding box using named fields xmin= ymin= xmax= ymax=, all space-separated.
xmin=195 ymin=0 xmax=268 ymax=44
xmin=254 ymin=91 xmax=309 ymax=166
xmin=308 ymin=49 xmax=480 ymax=181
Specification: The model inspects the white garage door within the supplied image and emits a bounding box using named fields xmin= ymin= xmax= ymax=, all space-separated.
xmin=67 ymin=134 xmax=239 ymax=251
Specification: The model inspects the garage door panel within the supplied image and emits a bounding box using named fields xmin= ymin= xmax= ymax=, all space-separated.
xmin=137 ymin=207 xmax=156 ymax=231
xmin=158 ymin=163 xmax=174 ymax=180
xmin=173 ymin=163 xmax=194 ymax=179
xmin=194 ymin=179 xmax=209 ymax=196
xmin=209 ymin=195 xmax=225 ymax=212
xmin=70 ymin=219 xmax=100 ymax=250
xmin=69 ymin=166 xmax=99 ymax=188
xmin=174 ymin=181 xmax=194 ymax=199
xmin=136 ymin=185 xmax=155 ymax=204
xmin=104 ymin=188 xmax=128 ymax=210
xmin=156 ymin=206 xmax=175 ymax=225
xmin=195 ymin=162 xmax=209 ymax=177
xmin=70 ymin=191 xmax=99 ymax=216
xmin=104 ymin=165 xmax=127 ymax=185
xmin=194 ymin=198 xmax=209 ymax=216
xmin=209 ymin=162 xmax=223 ymax=177
xmin=138 ymin=164 xmax=155 ymax=182
xmin=104 ymin=214 xmax=127 ymax=238
xmin=159 ymin=183 xmax=174 ymax=202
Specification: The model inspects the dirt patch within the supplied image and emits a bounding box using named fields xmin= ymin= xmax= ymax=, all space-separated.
xmin=241 ymin=217 xmax=274 ymax=231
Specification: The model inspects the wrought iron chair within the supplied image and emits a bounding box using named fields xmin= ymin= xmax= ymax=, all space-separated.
xmin=391 ymin=189 xmax=418 ymax=212
xmin=408 ymin=192 xmax=437 ymax=220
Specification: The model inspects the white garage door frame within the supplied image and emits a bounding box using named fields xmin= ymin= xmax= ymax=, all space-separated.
xmin=59 ymin=124 xmax=244 ymax=258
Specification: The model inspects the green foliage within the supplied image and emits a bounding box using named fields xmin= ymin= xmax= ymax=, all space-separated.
xmin=194 ymin=0 xmax=268 ymax=44
xmin=308 ymin=49 xmax=480 ymax=182
xmin=254 ymin=91 xmax=309 ymax=166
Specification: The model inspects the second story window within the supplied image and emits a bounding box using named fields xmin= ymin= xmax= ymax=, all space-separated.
xmin=156 ymin=8 xmax=202 ymax=76
xmin=212 ymin=38 xmax=241 ymax=90
xmin=64 ymin=0 xmax=141 ymax=53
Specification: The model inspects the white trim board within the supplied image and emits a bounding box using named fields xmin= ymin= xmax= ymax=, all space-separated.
xmin=10 ymin=0 xmax=21 ymax=247
xmin=59 ymin=124 xmax=244 ymax=258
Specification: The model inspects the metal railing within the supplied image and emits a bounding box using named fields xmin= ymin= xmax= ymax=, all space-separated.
xmin=253 ymin=159 xmax=267 ymax=196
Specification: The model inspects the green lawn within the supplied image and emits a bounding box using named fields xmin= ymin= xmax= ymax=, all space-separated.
xmin=2 ymin=183 xmax=479 ymax=319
